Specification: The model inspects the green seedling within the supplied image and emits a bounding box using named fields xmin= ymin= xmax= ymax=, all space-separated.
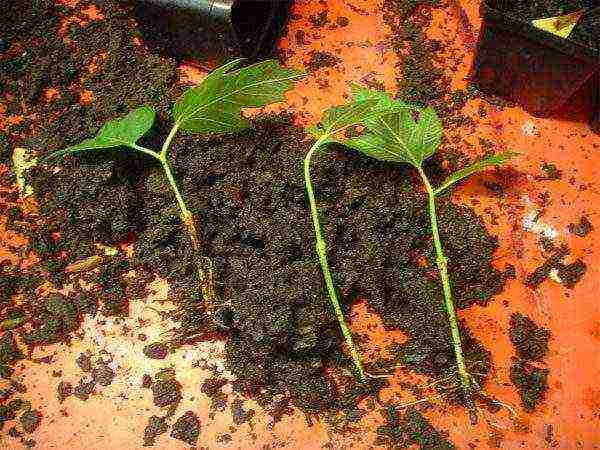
xmin=305 ymin=95 xmax=389 ymax=381
xmin=44 ymin=59 xmax=303 ymax=312
xmin=343 ymin=86 xmax=517 ymax=415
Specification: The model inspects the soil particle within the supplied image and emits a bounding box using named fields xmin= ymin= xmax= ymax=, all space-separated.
xmin=19 ymin=409 xmax=41 ymax=434
xmin=509 ymin=313 xmax=551 ymax=362
xmin=143 ymin=342 xmax=169 ymax=360
xmin=57 ymin=381 xmax=73 ymax=403
xmin=306 ymin=51 xmax=342 ymax=72
xmin=510 ymin=358 xmax=549 ymax=411
xmin=525 ymin=244 xmax=569 ymax=288
xmin=143 ymin=415 xmax=168 ymax=447
xmin=376 ymin=405 xmax=455 ymax=449
xmin=151 ymin=377 xmax=182 ymax=408
xmin=567 ymin=216 xmax=593 ymax=237
xmin=231 ymin=398 xmax=254 ymax=425
xmin=200 ymin=377 xmax=228 ymax=410
xmin=73 ymin=378 xmax=95 ymax=401
xmin=92 ymin=363 xmax=115 ymax=387
xmin=75 ymin=353 xmax=93 ymax=373
xmin=309 ymin=11 xmax=329 ymax=27
xmin=170 ymin=411 xmax=200 ymax=446
xmin=540 ymin=162 xmax=562 ymax=180
xmin=557 ymin=259 xmax=587 ymax=288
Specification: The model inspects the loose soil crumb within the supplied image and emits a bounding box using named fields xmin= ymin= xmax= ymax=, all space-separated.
xmin=567 ymin=216 xmax=593 ymax=237
xmin=170 ymin=411 xmax=200 ymax=446
xmin=1 ymin=0 xmax=508 ymax=424
xmin=91 ymin=363 xmax=115 ymax=387
xmin=557 ymin=259 xmax=587 ymax=288
xmin=143 ymin=342 xmax=169 ymax=360
xmin=150 ymin=373 xmax=181 ymax=409
xmin=56 ymin=381 xmax=73 ymax=403
xmin=143 ymin=415 xmax=168 ymax=447
xmin=19 ymin=409 xmax=41 ymax=434
xmin=510 ymin=358 xmax=549 ymax=411
xmin=73 ymin=378 xmax=95 ymax=401
xmin=306 ymin=51 xmax=342 ymax=72
xmin=376 ymin=405 xmax=455 ymax=449
xmin=509 ymin=313 xmax=551 ymax=361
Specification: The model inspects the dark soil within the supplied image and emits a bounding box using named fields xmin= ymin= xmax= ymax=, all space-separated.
xmin=170 ymin=411 xmax=200 ymax=446
xmin=497 ymin=0 xmax=600 ymax=48
xmin=143 ymin=415 xmax=168 ymax=447
xmin=19 ymin=409 xmax=41 ymax=434
xmin=510 ymin=358 xmax=549 ymax=411
xmin=149 ymin=371 xmax=182 ymax=409
xmin=56 ymin=381 xmax=73 ymax=403
xmin=567 ymin=216 xmax=593 ymax=236
xmin=526 ymin=244 xmax=587 ymax=289
xmin=1 ymin=0 xmax=508 ymax=432
xmin=306 ymin=51 xmax=342 ymax=72
xmin=509 ymin=313 xmax=551 ymax=361
xmin=376 ymin=405 xmax=455 ymax=449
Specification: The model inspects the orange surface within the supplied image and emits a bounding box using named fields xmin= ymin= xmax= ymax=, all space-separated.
xmin=2 ymin=0 xmax=600 ymax=449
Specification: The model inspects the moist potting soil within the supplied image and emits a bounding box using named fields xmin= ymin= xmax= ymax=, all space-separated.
xmin=1 ymin=0 xmax=511 ymax=435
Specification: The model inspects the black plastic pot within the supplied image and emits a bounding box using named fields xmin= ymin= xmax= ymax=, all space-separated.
xmin=129 ymin=0 xmax=294 ymax=61
xmin=473 ymin=0 xmax=600 ymax=129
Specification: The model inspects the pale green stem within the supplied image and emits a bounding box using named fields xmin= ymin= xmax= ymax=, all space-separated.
xmin=417 ymin=167 xmax=471 ymax=395
xmin=132 ymin=134 xmax=213 ymax=304
xmin=161 ymin=122 xmax=180 ymax=157
xmin=304 ymin=138 xmax=366 ymax=382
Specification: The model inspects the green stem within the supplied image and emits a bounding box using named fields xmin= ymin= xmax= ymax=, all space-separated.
xmin=417 ymin=167 xmax=471 ymax=395
xmin=132 ymin=137 xmax=215 ymax=306
xmin=161 ymin=122 xmax=180 ymax=157
xmin=304 ymin=138 xmax=366 ymax=382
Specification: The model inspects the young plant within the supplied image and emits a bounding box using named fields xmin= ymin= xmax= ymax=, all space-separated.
xmin=305 ymin=96 xmax=389 ymax=381
xmin=343 ymin=86 xmax=517 ymax=411
xmin=44 ymin=59 xmax=303 ymax=313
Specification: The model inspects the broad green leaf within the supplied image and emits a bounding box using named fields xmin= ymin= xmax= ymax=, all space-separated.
xmin=435 ymin=151 xmax=520 ymax=195
xmin=532 ymin=10 xmax=584 ymax=38
xmin=308 ymin=98 xmax=380 ymax=139
xmin=45 ymin=106 xmax=156 ymax=160
xmin=173 ymin=59 xmax=304 ymax=134
xmin=345 ymin=105 xmax=443 ymax=168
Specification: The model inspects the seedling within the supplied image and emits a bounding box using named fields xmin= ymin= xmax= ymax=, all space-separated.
xmin=305 ymin=95 xmax=390 ymax=381
xmin=44 ymin=59 xmax=303 ymax=313
xmin=344 ymin=86 xmax=517 ymax=414
xmin=305 ymin=87 xmax=517 ymax=402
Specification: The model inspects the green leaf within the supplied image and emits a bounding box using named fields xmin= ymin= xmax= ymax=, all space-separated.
xmin=173 ymin=59 xmax=304 ymax=134
xmin=45 ymin=106 xmax=156 ymax=160
xmin=308 ymin=98 xmax=380 ymax=139
xmin=435 ymin=151 xmax=519 ymax=195
xmin=345 ymin=105 xmax=443 ymax=168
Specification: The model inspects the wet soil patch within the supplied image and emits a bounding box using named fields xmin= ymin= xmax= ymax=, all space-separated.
xmin=510 ymin=358 xmax=549 ymax=412
xmin=376 ymin=404 xmax=455 ymax=449
xmin=2 ymin=0 xmax=507 ymax=426
xmin=526 ymin=244 xmax=587 ymax=289
xmin=498 ymin=0 xmax=600 ymax=49
xmin=509 ymin=313 xmax=551 ymax=362
xmin=567 ymin=216 xmax=593 ymax=237
xmin=509 ymin=313 xmax=551 ymax=411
